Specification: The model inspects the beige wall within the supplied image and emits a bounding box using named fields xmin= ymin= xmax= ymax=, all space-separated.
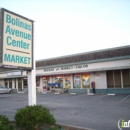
xmin=36 ymin=59 xmax=130 ymax=75
xmin=0 ymin=73 xmax=7 ymax=78
xmin=36 ymin=70 xmax=43 ymax=75
xmin=0 ymin=79 xmax=5 ymax=86
xmin=90 ymin=71 xmax=107 ymax=89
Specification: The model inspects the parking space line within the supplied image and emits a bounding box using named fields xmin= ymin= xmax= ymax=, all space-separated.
xmin=57 ymin=122 xmax=96 ymax=130
xmin=85 ymin=94 xmax=107 ymax=102
xmin=119 ymin=95 xmax=130 ymax=102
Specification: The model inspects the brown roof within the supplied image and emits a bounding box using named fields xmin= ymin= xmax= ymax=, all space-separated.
xmin=0 ymin=46 xmax=130 ymax=72
xmin=36 ymin=45 xmax=130 ymax=67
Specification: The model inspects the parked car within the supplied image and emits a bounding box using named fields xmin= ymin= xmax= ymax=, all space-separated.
xmin=0 ymin=86 xmax=13 ymax=94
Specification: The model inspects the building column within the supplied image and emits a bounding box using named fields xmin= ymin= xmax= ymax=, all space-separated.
xmin=12 ymin=79 xmax=15 ymax=89
xmin=16 ymin=79 xmax=18 ymax=91
xmin=7 ymin=79 xmax=9 ymax=88
xmin=40 ymin=76 xmax=43 ymax=93
xmin=49 ymin=76 xmax=53 ymax=91
xmin=50 ymin=76 xmax=53 ymax=83
xmin=63 ymin=75 xmax=65 ymax=88
xmin=21 ymin=79 xmax=23 ymax=90
xmin=113 ymin=71 xmax=115 ymax=88
xmin=71 ymin=74 xmax=73 ymax=89
xmin=121 ymin=70 xmax=123 ymax=88
xmin=80 ymin=74 xmax=82 ymax=89
xmin=52 ymin=76 xmax=55 ymax=82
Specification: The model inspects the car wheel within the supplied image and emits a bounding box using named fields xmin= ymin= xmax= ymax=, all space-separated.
xmin=9 ymin=90 xmax=13 ymax=94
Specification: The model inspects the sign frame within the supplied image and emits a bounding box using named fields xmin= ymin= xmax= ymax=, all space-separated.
xmin=0 ymin=8 xmax=34 ymax=70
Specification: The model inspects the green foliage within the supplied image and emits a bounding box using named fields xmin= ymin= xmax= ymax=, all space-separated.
xmin=14 ymin=105 xmax=56 ymax=130
xmin=0 ymin=114 xmax=15 ymax=130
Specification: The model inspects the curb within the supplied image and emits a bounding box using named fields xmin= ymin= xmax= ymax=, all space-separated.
xmin=56 ymin=123 xmax=96 ymax=130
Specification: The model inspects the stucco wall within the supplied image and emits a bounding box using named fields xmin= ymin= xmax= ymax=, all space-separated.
xmin=0 ymin=79 xmax=5 ymax=86
xmin=90 ymin=71 xmax=107 ymax=89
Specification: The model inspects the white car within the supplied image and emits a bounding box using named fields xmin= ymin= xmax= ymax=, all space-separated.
xmin=0 ymin=86 xmax=13 ymax=94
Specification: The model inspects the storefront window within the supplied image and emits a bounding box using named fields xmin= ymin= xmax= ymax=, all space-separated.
xmin=82 ymin=74 xmax=90 ymax=89
xmin=9 ymin=79 xmax=12 ymax=88
xmin=64 ymin=75 xmax=71 ymax=89
xmin=107 ymin=71 xmax=114 ymax=88
xmin=5 ymin=82 xmax=8 ymax=87
xmin=4 ymin=79 xmax=8 ymax=87
xmin=43 ymin=76 xmax=50 ymax=90
xmin=107 ymin=70 xmax=121 ymax=88
xmin=114 ymin=70 xmax=121 ymax=88
xmin=23 ymin=78 xmax=27 ymax=88
xmin=14 ymin=79 xmax=16 ymax=88
xmin=18 ymin=78 xmax=22 ymax=91
xmin=54 ymin=75 xmax=63 ymax=88
xmin=73 ymin=74 xmax=81 ymax=89
xmin=122 ymin=69 xmax=130 ymax=88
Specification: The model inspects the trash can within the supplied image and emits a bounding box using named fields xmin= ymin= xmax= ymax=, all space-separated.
xmin=91 ymin=81 xmax=95 ymax=93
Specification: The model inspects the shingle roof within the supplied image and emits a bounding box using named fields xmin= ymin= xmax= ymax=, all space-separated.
xmin=0 ymin=45 xmax=130 ymax=72
xmin=36 ymin=45 xmax=130 ymax=67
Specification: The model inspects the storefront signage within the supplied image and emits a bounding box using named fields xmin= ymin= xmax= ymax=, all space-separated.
xmin=44 ymin=68 xmax=54 ymax=72
xmin=0 ymin=8 xmax=33 ymax=70
xmin=7 ymin=71 xmax=21 ymax=76
xmin=43 ymin=64 xmax=88 ymax=72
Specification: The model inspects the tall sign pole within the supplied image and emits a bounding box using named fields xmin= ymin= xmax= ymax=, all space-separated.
xmin=0 ymin=8 xmax=36 ymax=105
xmin=28 ymin=21 xmax=36 ymax=105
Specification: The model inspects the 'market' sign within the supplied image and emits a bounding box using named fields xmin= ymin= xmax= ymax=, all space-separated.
xmin=0 ymin=8 xmax=33 ymax=69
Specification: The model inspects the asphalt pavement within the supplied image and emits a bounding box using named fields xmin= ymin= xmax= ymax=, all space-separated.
xmin=0 ymin=92 xmax=130 ymax=130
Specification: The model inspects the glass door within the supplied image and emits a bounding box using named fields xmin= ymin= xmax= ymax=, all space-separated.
xmin=73 ymin=74 xmax=81 ymax=88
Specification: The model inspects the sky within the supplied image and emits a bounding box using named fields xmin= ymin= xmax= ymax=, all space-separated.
xmin=1 ymin=0 xmax=130 ymax=60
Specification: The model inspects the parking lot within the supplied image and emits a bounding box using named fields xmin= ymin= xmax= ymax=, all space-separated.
xmin=0 ymin=92 xmax=130 ymax=130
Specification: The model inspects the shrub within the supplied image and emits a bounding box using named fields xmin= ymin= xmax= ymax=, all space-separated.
xmin=14 ymin=105 xmax=56 ymax=130
xmin=0 ymin=114 xmax=15 ymax=130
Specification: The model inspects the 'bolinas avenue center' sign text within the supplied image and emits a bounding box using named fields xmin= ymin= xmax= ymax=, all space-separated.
xmin=0 ymin=8 xmax=33 ymax=69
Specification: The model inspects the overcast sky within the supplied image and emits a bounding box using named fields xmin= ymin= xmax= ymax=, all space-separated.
xmin=1 ymin=0 xmax=130 ymax=60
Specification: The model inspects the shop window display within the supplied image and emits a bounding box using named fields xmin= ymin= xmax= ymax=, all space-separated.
xmin=82 ymin=74 xmax=90 ymax=88
xmin=64 ymin=75 xmax=71 ymax=89
xmin=54 ymin=75 xmax=63 ymax=88
xmin=43 ymin=76 xmax=50 ymax=90
xmin=73 ymin=74 xmax=81 ymax=88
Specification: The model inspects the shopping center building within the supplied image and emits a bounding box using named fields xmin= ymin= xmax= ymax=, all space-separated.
xmin=0 ymin=45 xmax=130 ymax=94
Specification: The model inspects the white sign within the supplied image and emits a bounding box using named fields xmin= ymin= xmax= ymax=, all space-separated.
xmin=43 ymin=64 xmax=88 ymax=73
xmin=1 ymin=8 xmax=33 ymax=69
xmin=7 ymin=71 xmax=21 ymax=76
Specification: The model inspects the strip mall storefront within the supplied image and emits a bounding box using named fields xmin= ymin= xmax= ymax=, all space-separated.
xmin=0 ymin=46 xmax=130 ymax=94
xmin=36 ymin=73 xmax=90 ymax=90
xmin=34 ymin=58 xmax=130 ymax=94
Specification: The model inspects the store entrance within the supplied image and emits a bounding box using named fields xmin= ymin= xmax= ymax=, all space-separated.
xmin=43 ymin=76 xmax=50 ymax=91
xmin=18 ymin=82 xmax=22 ymax=91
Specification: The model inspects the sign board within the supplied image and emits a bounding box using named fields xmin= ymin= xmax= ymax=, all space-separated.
xmin=7 ymin=71 xmax=21 ymax=76
xmin=43 ymin=64 xmax=88 ymax=73
xmin=0 ymin=8 xmax=33 ymax=70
